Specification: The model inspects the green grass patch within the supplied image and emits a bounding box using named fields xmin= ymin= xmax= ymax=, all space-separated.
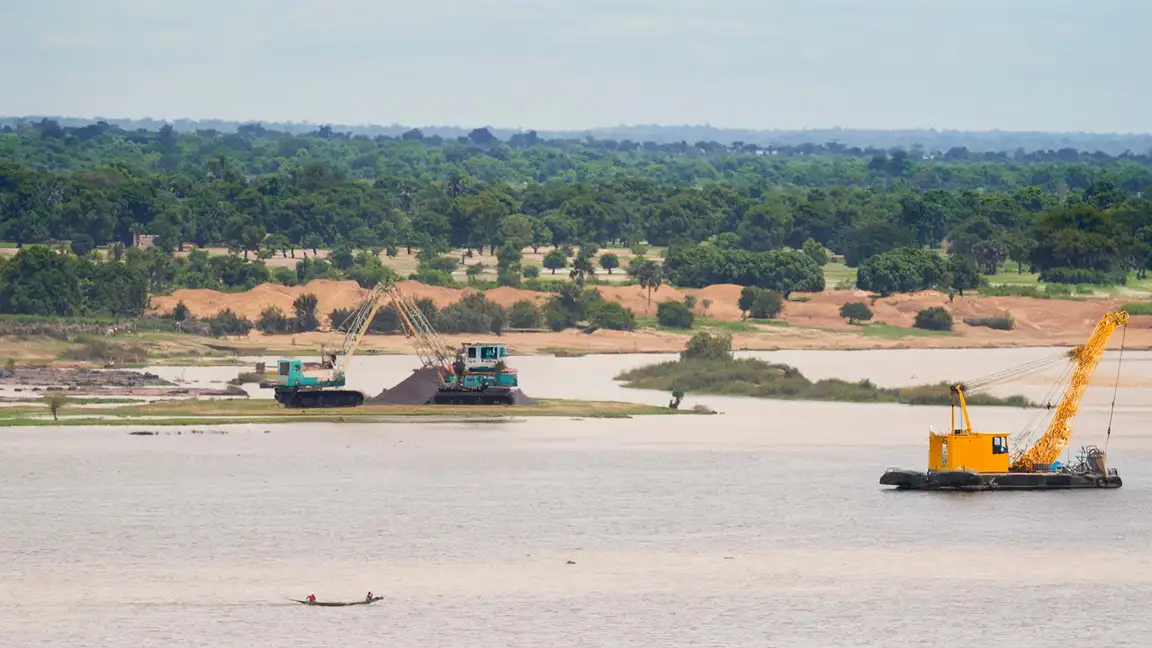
xmin=823 ymin=262 xmax=857 ymax=288
xmin=0 ymin=397 xmax=704 ymax=426
xmin=616 ymin=357 xmax=1032 ymax=407
xmin=860 ymin=323 xmax=956 ymax=339
xmin=1120 ymin=301 xmax=1152 ymax=315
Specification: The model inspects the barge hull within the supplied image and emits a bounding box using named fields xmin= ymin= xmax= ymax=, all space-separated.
xmin=880 ymin=469 xmax=1122 ymax=491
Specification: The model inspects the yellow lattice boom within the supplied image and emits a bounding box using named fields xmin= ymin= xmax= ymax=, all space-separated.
xmin=1009 ymin=310 xmax=1129 ymax=470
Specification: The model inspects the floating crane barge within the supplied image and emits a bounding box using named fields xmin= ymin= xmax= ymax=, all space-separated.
xmin=881 ymin=311 xmax=1129 ymax=491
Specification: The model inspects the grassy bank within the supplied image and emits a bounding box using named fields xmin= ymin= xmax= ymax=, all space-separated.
xmin=616 ymin=357 xmax=1034 ymax=408
xmin=0 ymin=397 xmax=701 ymax=427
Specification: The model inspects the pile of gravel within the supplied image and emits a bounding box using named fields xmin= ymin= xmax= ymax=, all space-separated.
xmin=368 ymin=367 xmax=537 ymax=406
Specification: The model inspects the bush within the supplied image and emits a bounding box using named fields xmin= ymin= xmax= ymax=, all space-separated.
xmin=437 ymin=293 xmax=506 ymax=334
xmin=170 ymin=301 xmax=191 ymax=322
xmin=681 ymin=332 xmax=733 ymax=362
xmin=522 ymin=265 xmax=540 ymax=279
xmin=588 ymin=300 xmax=636 ymax=331
xmin=1120 ymin=302 xmax=1152 ymax=316
xmin=964 ymin=314 xmax=1015 ymax=330
xmin=856 ymin=247 xmax=950 ymax=295
xmin=60 ymin=338 xmax=149 ymax=364
xmin=913 ymin=306 xmax=953 ymax=331
xmin=838 ymin=302 xmax=873 ymax=325
xmin=257 ymin=306 xmax=292 ymax=333
xmin=1041 ymin=267 xmax=1125 ymax=286
xmin=802 ymin=238 xmax=828 ymax=266
xmin=738 ymin=287 xmax=784 ymax=319
xmin=273 ymin=267 xmax=297 ymax=286
xmin=292 ymin=293 xmax=320 ymax=332
xmin=507 ymin=300 xmax=542 ymax=328
xmin=656 ymin=300 xmax=694 ymax=329
xmin=205 ymin=309 xmax=253 ymax=337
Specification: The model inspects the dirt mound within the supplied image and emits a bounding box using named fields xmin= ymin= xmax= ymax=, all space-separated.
xmin=149 ymin=280 xmax=483 ymax=325
xmin=369 ymin=367 xmax=537 ymax=405
xmin=482 ymin=286 xmax=550 ymax=307
xmin=147 ymin=277 xmax=1133 ymax=342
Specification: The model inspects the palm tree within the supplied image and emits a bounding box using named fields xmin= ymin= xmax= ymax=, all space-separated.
xmin=636 ymin=260 xmax=663 ymax=306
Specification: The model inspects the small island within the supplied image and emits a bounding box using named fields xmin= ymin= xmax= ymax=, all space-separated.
xmin=616 ymin=333 xmax=1035 ymax=408
xmin=0 ymin=397 xmax=699 ymax=428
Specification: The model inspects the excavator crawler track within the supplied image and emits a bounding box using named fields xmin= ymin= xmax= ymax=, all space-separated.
xmin=430 ymin=389 xmax=515 ymax=406
xmin=275 ymin=389 xmax=365 ymax=409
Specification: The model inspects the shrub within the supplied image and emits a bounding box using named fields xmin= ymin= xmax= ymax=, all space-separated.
xmin=522 ymin=265 xmax=540 ymax=279
xmin=683 ymin=294 xmax=697 ymax=310
xmin=588 ymin=300 xmax=636 ymax=331
xmin=738 ymin=287 xmax=784 ymax=319
xmin=273 ymin=267 xmax=297 ymax=286
xmin=292 ymin=293 xmax=320 ymax=332
xmin=802 ymin=238 xmax=829 ymax=266
xmin=681 ymin=332 xmax=733 ymax=362
xmin=60 ymin=338 xmax=149 ymax=364
xmin=657 ymin=300 xmax=694 ymax=329
xmin=964 ymin=314 xmax=1015 ymax=330
xmin=1120 ymin=302 xmax=1152 ymax=316
xmin=914 ymin=307 xmax=953 ymax=331
xmin=170 ymin=301 xmax=191 ymax=322
xmin=437 ymin=293 xmax=506 ymax=334
xmin=542 ymin=249 xmax=568 ymax=274
xmin=1041 ymin=267 xmax=1125 ymax=286
xmin=258 ymin=306 xmax=293 ymax=333
xmin=507 ymin=300 xmax=543 ymax=328
xmin=839 ymin=302 xmax=873 ymax=325
xmin=206 ymin=309 xmax=253 ymax=337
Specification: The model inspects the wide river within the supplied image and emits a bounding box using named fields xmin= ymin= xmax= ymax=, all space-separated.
xmin=3 ymin=347 xmax=1152 ymax=647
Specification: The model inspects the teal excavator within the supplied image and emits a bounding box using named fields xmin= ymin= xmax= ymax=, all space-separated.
xmin=271 ymin=280 xmax=521 ymax=408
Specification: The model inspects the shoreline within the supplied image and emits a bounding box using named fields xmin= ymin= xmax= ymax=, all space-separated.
xmin=0 ymin=398 xmax=702 ymax=427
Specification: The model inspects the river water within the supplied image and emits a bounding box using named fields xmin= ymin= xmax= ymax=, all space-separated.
xmin=3 ymin=348 xmax=1152 ymax=647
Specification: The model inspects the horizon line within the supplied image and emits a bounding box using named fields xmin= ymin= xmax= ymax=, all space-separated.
xmin=3 ymin=114 xmax=1150 ymax=138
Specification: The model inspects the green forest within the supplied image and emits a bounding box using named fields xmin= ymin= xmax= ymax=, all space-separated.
xmin=2 ymin=118 xmax=1152 ymax=320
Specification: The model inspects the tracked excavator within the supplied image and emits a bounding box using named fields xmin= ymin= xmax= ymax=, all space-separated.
xmin=272 ymin=279 xmax=524 ymax=408
xmin=384 ymin=280 xmax=522 ymax=405
xmin=272 ymin=282 xmax=390 ymax=408
xmin=881 ymin=310 xmax=1129 ymax=491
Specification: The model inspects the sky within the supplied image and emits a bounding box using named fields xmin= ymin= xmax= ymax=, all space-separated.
xmin=0 ymin=0 xmax=1146 ymax=133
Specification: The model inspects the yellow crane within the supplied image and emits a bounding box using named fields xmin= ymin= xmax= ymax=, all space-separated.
xmin=1007 ymin=310 xmax=1128 ymax=471
xmin=881 ymin=310 xmax=1129 ymax=491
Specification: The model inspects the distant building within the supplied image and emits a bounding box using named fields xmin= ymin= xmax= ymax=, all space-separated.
xmin=132 ymin=234 xmax=157 ymax=249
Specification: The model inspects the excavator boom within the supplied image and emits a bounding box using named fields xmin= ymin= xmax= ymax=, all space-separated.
xmin=382 ymin=282 xmax=456 ymax=383
xmin=1009 ymin=311 xmax=1129 ymax=470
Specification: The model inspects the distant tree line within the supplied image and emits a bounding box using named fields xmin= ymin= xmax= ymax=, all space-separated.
xmin=1 ymin=121 xmax=1152 ymax=312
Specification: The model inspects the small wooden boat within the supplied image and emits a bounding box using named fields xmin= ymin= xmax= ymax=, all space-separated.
xmin=292 ymin=596 xmax=383 ymax=607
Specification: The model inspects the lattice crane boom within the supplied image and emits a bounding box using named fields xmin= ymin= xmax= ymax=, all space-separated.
xmin=331 ymin=281 xmax=390 ymax=379
xmin=1009 ymin=310 xmax=1129 ymax=470
xmin=381 ymin=281 xmax=457 ymax=384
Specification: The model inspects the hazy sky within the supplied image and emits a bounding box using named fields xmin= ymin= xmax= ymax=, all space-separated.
xmin=0 ymin=0 xmax=1145 ymax=132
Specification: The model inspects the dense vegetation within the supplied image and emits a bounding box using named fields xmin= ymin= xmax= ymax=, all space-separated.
xmin=4 ymin=119 xmax=1152 ymax=319
xmin=616 ymin=333 xmax=1034 ymax=406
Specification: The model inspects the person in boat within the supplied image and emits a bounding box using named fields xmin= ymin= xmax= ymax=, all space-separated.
xmin=366 ymin=591 xmax=374 ymax=601
xmin=306 ymin=593 xmax=316 ymax=604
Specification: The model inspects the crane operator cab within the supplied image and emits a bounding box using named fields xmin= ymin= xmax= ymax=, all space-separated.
xmin=443 ymin=343 xmax=519 ymax=389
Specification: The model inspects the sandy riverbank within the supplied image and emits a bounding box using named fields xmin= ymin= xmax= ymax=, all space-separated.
xmin=145 ymin=279 xmax=1152 ymax=351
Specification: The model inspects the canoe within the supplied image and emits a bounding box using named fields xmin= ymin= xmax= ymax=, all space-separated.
xmin=292 ymin=596 xmax=382 ymax=607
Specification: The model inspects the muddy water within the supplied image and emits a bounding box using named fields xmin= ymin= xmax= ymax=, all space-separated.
xmin=3 ymin=348 xmax=1152 ymax=647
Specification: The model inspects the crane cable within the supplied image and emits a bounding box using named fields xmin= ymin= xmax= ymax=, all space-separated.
xmin=962 ymin=352 xmax=1071 ymax=393
xmin=1104 ymin=324 xmax=1128 ymax=455
xmin=1009 ymin=360 xmax=1076 ymax=457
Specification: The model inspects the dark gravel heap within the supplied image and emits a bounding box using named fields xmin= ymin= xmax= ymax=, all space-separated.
xmin=369 ymin=367 xmax=537 ymax=406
